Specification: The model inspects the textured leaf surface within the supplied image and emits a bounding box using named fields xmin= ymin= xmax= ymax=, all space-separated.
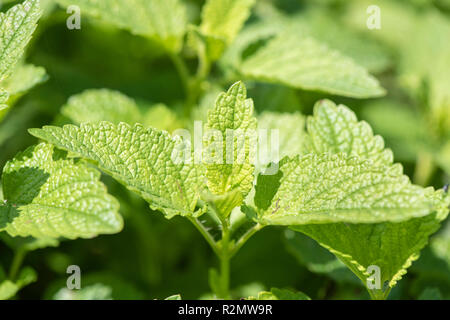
xmin=284 ymin=230 xmax=360 ymax=285
xmin=200 ymin=0 xmax=255 ymax=44
xmin=0 ymin=88 xmax=8 ymax=110
xmin=306 ymin=100 xmax=393 ymax=166
xmin=29 ymin=123 xmax=205 ymax=218
xmin=61 ymin=89 xmax=182 ymax=132
xmin=0 ymin=143 xmax=123 ymax=239
xmin=61 ymin=89 xmax=142 ymax=125
xmin=0 ymin=0 xmax=42 ymax=82
xmin=1 ymin=64 xmax=47 ymax=97
xmin=249 ymin=153 xmax=439 ymax=225
xmin=55 ymin=0 xmax=187 ymax=52
xmin=204 ymin=81 xmax=257 ymax=199
xmin=241 ymin=34 xmax=385 ymax=98
xmin=256 ymin=100 xmax=450 ymax=298
xmin=292 ymin=213 xmax=445 ymax=299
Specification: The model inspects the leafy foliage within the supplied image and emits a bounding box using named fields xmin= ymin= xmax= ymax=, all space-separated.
xmin=240 ymin=34 xmax=385 ymax=98
xmin=55 ymin=0 xmax=187 ymax=52
xmin=0 ymin=0 xmax=42 ymax=109
xmin=29 ymin=122 xmax=205 ymax=219
xmin=53 ymin=283 xmax=113 ymax=300
xmin=0 ymin=267 xmax=36 ymax=300
xmin=204 ymin=81 xmax=256 ymax=200
xmin=200 ymin=0 xmax=255 ymax=45
xmin=0 ymin=143 xmax=123 ymax=239
xmin=247 ymin=101 xmax=444 ymax=226
xmin=0 ymin=0 xmax=448 ymax=301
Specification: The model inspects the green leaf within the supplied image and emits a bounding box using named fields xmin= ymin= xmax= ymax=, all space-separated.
xmin=219 ymin=21 xmax=280 ymax=76
xmin=60 ymin=89 xmax=182 ymax=132
xmin=164 ymin=294 xmax=182 ymax=300
xmin=0 ymin=266 xmax=37 ymax=300
xmin=240 ymin=34 xmax=385 ymax=98
xmin=248 ymin=287 xmax=310 ymax=300
xmin=305 ymin=100 xmax=393 ymax=166
xmin=249 ymin=99 xmax=446 ymax=225
xmin=142 ymin=103 xmax=184 ymax=133
xmin=0 ymin=64 xmax=47 ymax=97
xmin=249 ymin=153 xmax=440 ymax=225
xmin=202 ymin=189 xmax=243 ymax=219
xmin=256 ymin=111 xmax=306 ymax=173
xmin=204 ymin=81 xmax=257 ymax=201
xmin=258 ymin=100 xmax=450 ymax=299
xmin=200 ymin=0 xmax=255 ymax=45
xmin=55 ymin=0 xmax=187 ymax=52
xmin=284 ymin=230 xmax=360 ymax=285
xmin=0 ymin=281 xmax=18 ymax=300
xmin=0 ymin=88 xmax=8 ymax=110
xmin=253 ymin=5 xmax=391 ymax=74
xmin=53 ymin=283 xmax=113 ymax=300
xmin=0 ymin=0 xmax=42 ymax=82
xmin=29 ymin=123 xmax=205 ymax=219
xmin=296 ymin=11 xmax=391 ymax=73
xmin=187 ymin=25 xmax=226 ymax=62
xmin=418 ymin=287 xmax=442 ymax=300
xmin=0 ymin=143 xmax=123 ymax=239
xmin=292 ymin=214 xmax=445 ymax=300
xmin=0 ymin=0 xmax=42 ymax=111
xmin=61 ymin=89 xmax=142 ymax=125
xmin=0 ymin=233 xmax=59 ymax=251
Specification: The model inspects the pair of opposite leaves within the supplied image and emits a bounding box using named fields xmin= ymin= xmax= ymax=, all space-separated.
xmin=1 ymin=82 xmax=448 ymax=299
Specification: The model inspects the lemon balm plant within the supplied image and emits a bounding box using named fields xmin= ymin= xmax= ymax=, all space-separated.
xmin=0 ymin=0 xmax=449 ymax=300
xmin=29 ymin=82 xmax=450 ymax=300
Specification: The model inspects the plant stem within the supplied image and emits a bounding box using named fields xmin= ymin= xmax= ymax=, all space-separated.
xmin=9 ymin=248 xmax=26 ymax=281
xmin=368 ymin=289 xmax=389 ymax=300
xmin=190 ymin=212 xmax=263 ymax=299
xmin=219 ymin=251 xmax=231 ymax=299
xmin=195 ymin=43 xmax=211 ymax=82
xmin=188 ymin=217 xmax=220 ymax=256
xmin=414 ymin=151 xmax=435 ymax=186
xmin=229 ymin=224 xmax=263 ymax=257
xmin=168 ymin=51 xmax=191 ymax=97
xmin=218 ymin=220 xmax=231 ymax=299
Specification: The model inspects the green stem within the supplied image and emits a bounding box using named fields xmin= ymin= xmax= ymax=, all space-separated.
xmin=229 ymin=224 xmax=263 ymax=257
xmin=413 ymin=152 xmax=435 ymax=186
xmin=9 ymin=248 xmax=27 ymax=281
xmin=219 ymin=252 xmax=231 ymax=299
xmin=189 ymin=217 xmax=220 ymax=256
xmin=190 ymin=213 xmax=263 ymax=299
xmin=195 ymin=42 xmax=211 ymax=82
xmin=218 ymin=220 xmax=231 ymax=299
xmin=368 ymin=289 xmax=389 ymax=300
xmin=168 ymin=51 xmax=190 ymax=96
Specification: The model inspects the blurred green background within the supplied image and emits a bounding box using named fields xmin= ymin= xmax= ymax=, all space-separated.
xmin=0 ymin=0 xmax=449 ymax=300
